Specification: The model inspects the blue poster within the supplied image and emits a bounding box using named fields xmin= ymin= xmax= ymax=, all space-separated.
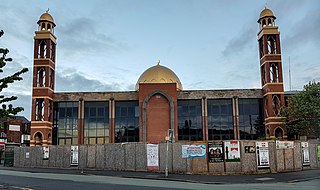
xmin=182 ymin=144 xmax=206 ymax=158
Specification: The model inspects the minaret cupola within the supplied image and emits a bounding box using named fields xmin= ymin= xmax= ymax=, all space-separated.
xmin=37 ymin=9 xmax=56 ymax=33
xmin=258 ymin=5 xmax=276 ymax=29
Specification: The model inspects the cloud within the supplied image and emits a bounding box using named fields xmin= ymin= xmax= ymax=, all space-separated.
xmin=55 ymin=68 xmax=130 ymax=92
xmin=0 ymin=58 xmax=32 ymax=96
xmin=221 ymin=26 xmax=256 ymax=57
xmin=282 ymin=10 xmax=320 ymax=48
xmin=58 ymin=18 xmax=125 ymax=58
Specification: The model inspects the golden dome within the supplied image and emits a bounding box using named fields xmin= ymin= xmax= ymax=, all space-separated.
xmin=37 ymin=10 xmax=56 ymax=26
xmin=136 ymin=62 xmax=183 ymax=91
xmin=258 ymin=7 xmax=276 ymax=22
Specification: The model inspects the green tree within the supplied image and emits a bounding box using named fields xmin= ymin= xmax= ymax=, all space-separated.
xmin=0 ymin=30 xmax=28 ymax=121
xmin=285 ymin=81 xmax=320 ymax=139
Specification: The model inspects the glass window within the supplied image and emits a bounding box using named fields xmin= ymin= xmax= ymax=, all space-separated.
xmin=178 ymin=100 xmax=202 ymax=141
xmin=207 ymin=99 xmax=233 ymax=140
xmin=238 ymin=99 xmax=264 ymax=140
xmin=115 ymin=101 xmax=139 ymax=143
xmin=55 ymin=102 xmax=78 ymax=145
xmin=84 ymin=101 xmax=109 ymax=144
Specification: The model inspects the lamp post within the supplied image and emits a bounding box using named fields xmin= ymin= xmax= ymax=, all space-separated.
xmin=165 ymin=129 xmax=174 ymax=177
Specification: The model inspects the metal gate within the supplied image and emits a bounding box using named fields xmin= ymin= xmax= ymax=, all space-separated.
xmin=3 ymin=146 xmax=15 ymax=167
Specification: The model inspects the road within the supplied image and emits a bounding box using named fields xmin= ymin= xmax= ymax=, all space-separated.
xmin=0 ymin=169 xmax=320 ymax=190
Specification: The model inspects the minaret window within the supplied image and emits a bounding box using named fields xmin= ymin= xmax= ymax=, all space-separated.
xmin=50 ymin=42 xmax=55 ymax=61
xmin=49 ymin=68 xmax=54 ymax=89
xmin=267 ymin=35 xmax=277 ymax=54
xmin=261 ymin=64 xmax=267 ymax=85
xmin=36 ymin=67 xmax=46 ymax=87
xmin=47 ymin=24 xmax=51 ymax=31
xmin=262 ymin=19 xmax=266 ymax=27
xmin=259 ymin=38 xmax=264 ymax=58
xmin=264 ymin=98 xmax=269 ymax=117
xmin=272 ymin=94 xmax=281 ymax=116
xmin=41 ymin=23 xmax=46 ymax=30
xmin=38 ymin=40 xmax=47 ymax=58
xmin=269 ymin=63 xmax=279 ymax=83
xmin=48 ymin=100 xmax=53 ymax=122
xmin=35 ymin=98 xmax=45 ymax=121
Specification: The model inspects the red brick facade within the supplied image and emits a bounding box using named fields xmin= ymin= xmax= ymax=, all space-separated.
xmin=139 ymin=83 xmax=178 ymax=143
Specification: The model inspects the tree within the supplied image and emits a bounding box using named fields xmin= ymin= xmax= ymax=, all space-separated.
xmin=285 ymin=81 xmax=320 ymax=139
xmin=0 ymin=30 xmax=29 ymax=122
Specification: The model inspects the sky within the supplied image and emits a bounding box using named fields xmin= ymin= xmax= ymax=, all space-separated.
xmin=0 ymin=0 xmax=319 ymax=120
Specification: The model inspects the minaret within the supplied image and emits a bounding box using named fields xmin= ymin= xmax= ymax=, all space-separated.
xmin=257 ymin=6 xmax=286 ymax=138
xmin=30 ymin=10 xmax=56 ymax=146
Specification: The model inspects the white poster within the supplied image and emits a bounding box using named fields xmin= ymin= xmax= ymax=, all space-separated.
xmin=43 ymin=147 xmax=49 ymax=160
xmin=147 ymin=144 xmax=159 ymax=170
xmin=301 ymin=142 xmax=310 ymax=166
xmin=26 ymin=152 xmax=30 ymax=159
xmin=224 ymin=141 xmax=240 ymax=162
xmin=276 ymin=140 xmax=294 ymax=149
xmin=70 ymin=145 xmax=79 ymax=166
xmin=9 ymin=125 xmax=20 ymax=131
xmin=181 ymin=144 xmax=206 ymax=158
xmin=256 ymin=141 xmax=270 ymax=168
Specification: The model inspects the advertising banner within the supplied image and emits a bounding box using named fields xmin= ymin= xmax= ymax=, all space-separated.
xmin=147 ymin=144 xmax=159 ymax=170
xmin=256 ymin=141 xmax=270 ymax=169
xmin=70 ymin=145 xmax=79 ymax=166
xmin=301 ymin=142 xmax=310 ymax=166
xmin=43 ymin=147 xmax=49 ymax=160
xmin=182 ymin=144 xmax=206 ymax=158
xmin=208 ymin=142 xmax=224 ymax=163
xmin=276 ymin=140 xmax=294 ymax=149
xmin=224 ymin=141 xmax=240 ymax=162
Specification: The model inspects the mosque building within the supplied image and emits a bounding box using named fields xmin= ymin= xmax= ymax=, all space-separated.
xmin=30 ymin=7 xmax=286 ymax=146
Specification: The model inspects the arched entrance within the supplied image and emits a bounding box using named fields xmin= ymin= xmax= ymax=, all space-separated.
xmin=142 ymin=90 xmax=174 ymax=143
xmin=275 ymin=128 xmax=283 ymax=138
xmin=34 ymin=132 xmax=43 ymax=146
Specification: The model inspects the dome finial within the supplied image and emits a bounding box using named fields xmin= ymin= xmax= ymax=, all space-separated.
xmin=157 ymin=60 xmax=160 ymax=65
xmin=264 ymin=3 xmax=268 ymax=9
xmin=46 ymin=8 xmax=50 ymax=13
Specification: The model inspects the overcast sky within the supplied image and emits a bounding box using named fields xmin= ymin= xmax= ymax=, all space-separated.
xmin=0 ymin=0 xmax=319 ymax=120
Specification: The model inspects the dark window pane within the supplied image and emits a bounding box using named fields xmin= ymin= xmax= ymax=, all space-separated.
xmin=177 ymin=100 xmax=202 ymax=141
xmin=115 ymin=101 xmax=139 ymax=143
xmin=90 ymin=107 xmax=96 ymax=117
xmin=98 ymin=107 xmax=104 ymax=117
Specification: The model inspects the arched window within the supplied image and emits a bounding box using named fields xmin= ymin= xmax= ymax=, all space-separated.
xmin=47 ymin=24 xmax=51 ymax=31
xmin=41 ymin=23 xmax=46 ymax=30
xmin=34 ymin=132 xmax=43 ymax=146
xmin=268 ymin=18 xmax=272 ymax=26
xmin=262 ymin=19 xmax=266 ymax=27
xmin=275 ymin=128 xmax=283 ymax=138
xmin=272 ymin=95 xmax=281 ymax=116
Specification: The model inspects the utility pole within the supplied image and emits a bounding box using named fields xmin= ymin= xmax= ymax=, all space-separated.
xmin=165 ymin=129 xmax=174 ymax=177
xmin=289 ymin=56 xmax=292 ymax=91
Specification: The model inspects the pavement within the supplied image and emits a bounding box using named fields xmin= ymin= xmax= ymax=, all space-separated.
xmin=0 ymin=166 xmax=320 ymax=185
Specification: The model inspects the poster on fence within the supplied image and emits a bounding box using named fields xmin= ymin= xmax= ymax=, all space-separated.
xmin=301 ymin=142 xmax=310 ymax=166
xmin=224 ymin=141 xmax=240 ymax=162
xmin=147 ymin=144 xmax=159 ymax=170
xmin=43 ymin=147 xmax=49 ymax=160
xmin=276 ymin=140 xmax=294 ymax=149
xmin=70 ymin=145 xmax=79 ymax=166
xmin=256 ymin=141 xmax=270 ymax=169
xmin=182 ymin=144 xmax=206 ymax=158
xmin=208 ymin=142 xmax=224 ymax=162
